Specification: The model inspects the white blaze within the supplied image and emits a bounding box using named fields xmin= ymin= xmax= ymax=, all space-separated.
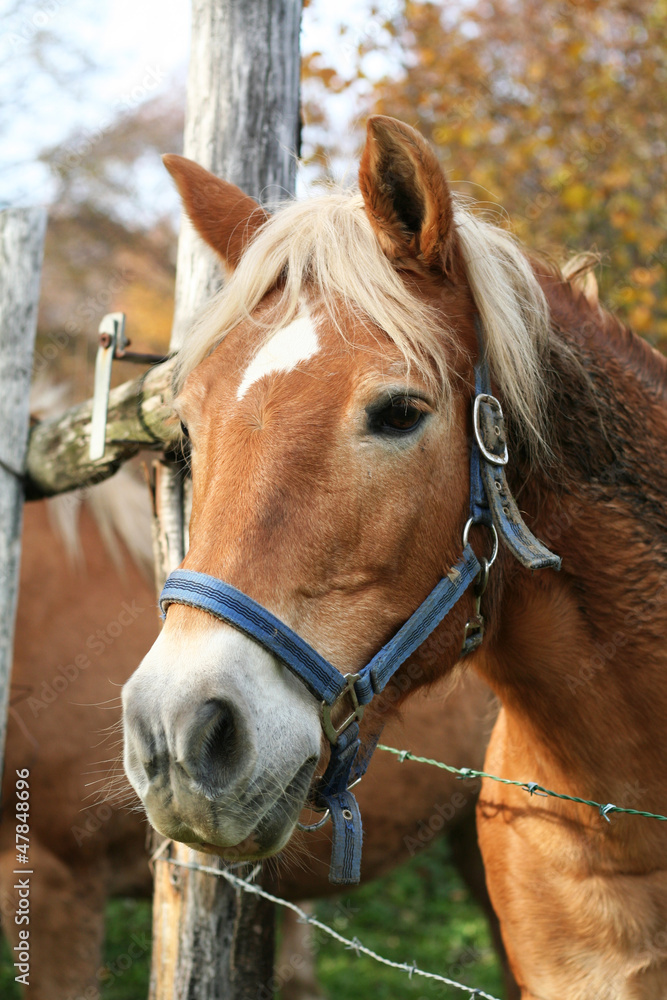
xmin=237 ymin=312 xmax=319 ymax=399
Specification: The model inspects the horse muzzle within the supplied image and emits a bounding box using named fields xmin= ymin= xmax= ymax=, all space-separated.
xmin=121 ymin=622 xmax=321 ymax=857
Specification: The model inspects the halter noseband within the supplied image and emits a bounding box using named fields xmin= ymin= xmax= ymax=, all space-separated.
xmin=159 ymin=326 xmax=561 ymax=884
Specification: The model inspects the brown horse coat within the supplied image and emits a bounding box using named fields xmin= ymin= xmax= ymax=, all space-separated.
xmin=122 ymin=116 xmax=667 ymax=998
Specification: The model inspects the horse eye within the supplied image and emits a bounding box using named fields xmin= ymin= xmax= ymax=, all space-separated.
xmin=180 ymin=420 xmax=190 ymax=439
xmin=370 ymin=398 xmax=425 ymax=434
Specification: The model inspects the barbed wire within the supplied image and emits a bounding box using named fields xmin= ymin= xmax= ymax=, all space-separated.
xmin=157 ymin=744 xmax=667 ymax=999
xmin=163 ymin=855 xmax=501 ymax=1000
xmin=377 ymin=744 xmax=667 ymax=823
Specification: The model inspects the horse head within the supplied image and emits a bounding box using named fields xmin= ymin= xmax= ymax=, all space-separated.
xmin=122 ymin=117 xmax=549 ymax=866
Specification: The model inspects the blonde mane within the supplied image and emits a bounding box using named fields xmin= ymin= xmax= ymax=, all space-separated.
xmin=174 ymin=189 xmax=552 ymax=454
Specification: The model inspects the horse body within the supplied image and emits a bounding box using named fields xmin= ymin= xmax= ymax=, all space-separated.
xmin=122 ymin=116 xmax=667 ymax=996
xmin=0 ymin=492 xmax=157 ymax=999
xmin=478 ymin=298 xmax=667 ymax=997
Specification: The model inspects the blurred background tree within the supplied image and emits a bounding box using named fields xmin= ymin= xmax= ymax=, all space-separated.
xmin=303 ymin=0 xmax=667 ymax=344
xmin=35 ymin=94 xmax=183 ymax=393
xmin=19 ymin=0 xmax=667 ymax=393
xmin=2 ymin=0 xmax=185 ymax=395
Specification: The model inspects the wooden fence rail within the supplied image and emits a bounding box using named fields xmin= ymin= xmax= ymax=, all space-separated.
xmin=25 ymin=359 xmax=177 ymax=498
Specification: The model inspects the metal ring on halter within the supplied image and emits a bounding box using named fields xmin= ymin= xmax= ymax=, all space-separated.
xmin=296 ymin=776 xmax=362 ymax=832
xmin=473 ymin=394 xmax=509 ymax=465
xmin=297 ymin=809 xmax=331 ymax=832
xmin=462 ymin=518 xmax=499 ymax=568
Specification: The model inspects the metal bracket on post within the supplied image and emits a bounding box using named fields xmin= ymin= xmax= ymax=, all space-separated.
xmin=90 ymin=312 xmax=127 ymax=461
xmin=90 ymin=313 xmax=170 ymax=461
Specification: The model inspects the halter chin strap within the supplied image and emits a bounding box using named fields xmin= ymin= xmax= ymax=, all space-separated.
xmin=159 ymin=329 xmax=561 ymax=885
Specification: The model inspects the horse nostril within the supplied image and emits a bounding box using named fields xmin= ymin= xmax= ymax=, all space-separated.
xmin=202 ymin=699 xmax=236 ymax=760
xmin=144 ymin=755 xmax=160 ymax=781
xmin=188 ymin=698 xmax=246 ymax=795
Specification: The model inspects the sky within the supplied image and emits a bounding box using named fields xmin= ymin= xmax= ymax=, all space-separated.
xmin=3 ymin=0 xmax=184 ymax=205
xmin=1 ymin=0 xmax=400 ymax=211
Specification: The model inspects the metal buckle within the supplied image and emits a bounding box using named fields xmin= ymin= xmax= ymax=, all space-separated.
xmin=461 ymin=556 xmax=490 ymax=656
xmin=296 ymin=777 xmax=361 ymax=832
xmin=473 ymin=393 xmax=509 ymax=465
xmin=321 ymin=672 xmax=365 ymax=745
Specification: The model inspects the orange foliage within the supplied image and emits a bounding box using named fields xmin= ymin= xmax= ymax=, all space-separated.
xmin=303 ymin=0 xmax=667 ymax=346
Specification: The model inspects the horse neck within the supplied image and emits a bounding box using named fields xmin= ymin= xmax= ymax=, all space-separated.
xmin=481 ymin=289 xmax=667 ymax=806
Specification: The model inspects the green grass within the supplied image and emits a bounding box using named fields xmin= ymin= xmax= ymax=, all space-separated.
xmin=307 ymin=835 xmax=502 ymax=1000
xmin=97 ymin=898 xmax=153 ymax=1000
xmin=1 ymin=836 xmax=503 ymax=999
xmin=0 ymin=933 xmax=17 ymax=999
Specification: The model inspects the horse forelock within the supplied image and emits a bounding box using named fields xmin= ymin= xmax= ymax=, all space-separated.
xmin=173 ymin=187 xmax=555 ymax=459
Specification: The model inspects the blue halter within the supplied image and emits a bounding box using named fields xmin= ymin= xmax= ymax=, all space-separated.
xmin=160 ymin=339 xmax=560 ymax=884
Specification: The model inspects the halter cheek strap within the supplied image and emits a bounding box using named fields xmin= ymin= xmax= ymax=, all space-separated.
xmin=159 ymin=337 xmax=561 ymax=885
xmin=471 ymin=353 xmax=560 ymax=571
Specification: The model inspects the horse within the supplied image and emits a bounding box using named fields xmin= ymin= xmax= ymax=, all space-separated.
xmin=0 ymin=478 xmax=514 ymax=997
xmin=121 ymin=114 xmax=667 ymax=998
xmin=0 ymin=474 xmax=158 ymax=1000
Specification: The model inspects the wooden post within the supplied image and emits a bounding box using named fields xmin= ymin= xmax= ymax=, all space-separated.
xmin=0 ymin=207 xmax=46 ymax=772
xmin=170 ymin=0 xmax=302 ymax=347
xmin=149 ymin=1 xmax=303 ymax=997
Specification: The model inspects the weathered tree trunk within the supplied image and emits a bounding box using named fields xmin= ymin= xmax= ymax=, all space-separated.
xmin=149 ymin=1 xmax=303 ymax=997
xmin=25 ymin=359 xmax=178 ymax=497
xmin=150 ymin=851 xmax=276 ymax=1000
xmin=0 ymin=207 xmax=46 ymax=771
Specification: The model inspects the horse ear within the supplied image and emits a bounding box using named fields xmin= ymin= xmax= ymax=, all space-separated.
xmin=162 ymin=155 xmax=268 ymax=270
xmin=359 ymin=116 xmax=456 ymax=273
